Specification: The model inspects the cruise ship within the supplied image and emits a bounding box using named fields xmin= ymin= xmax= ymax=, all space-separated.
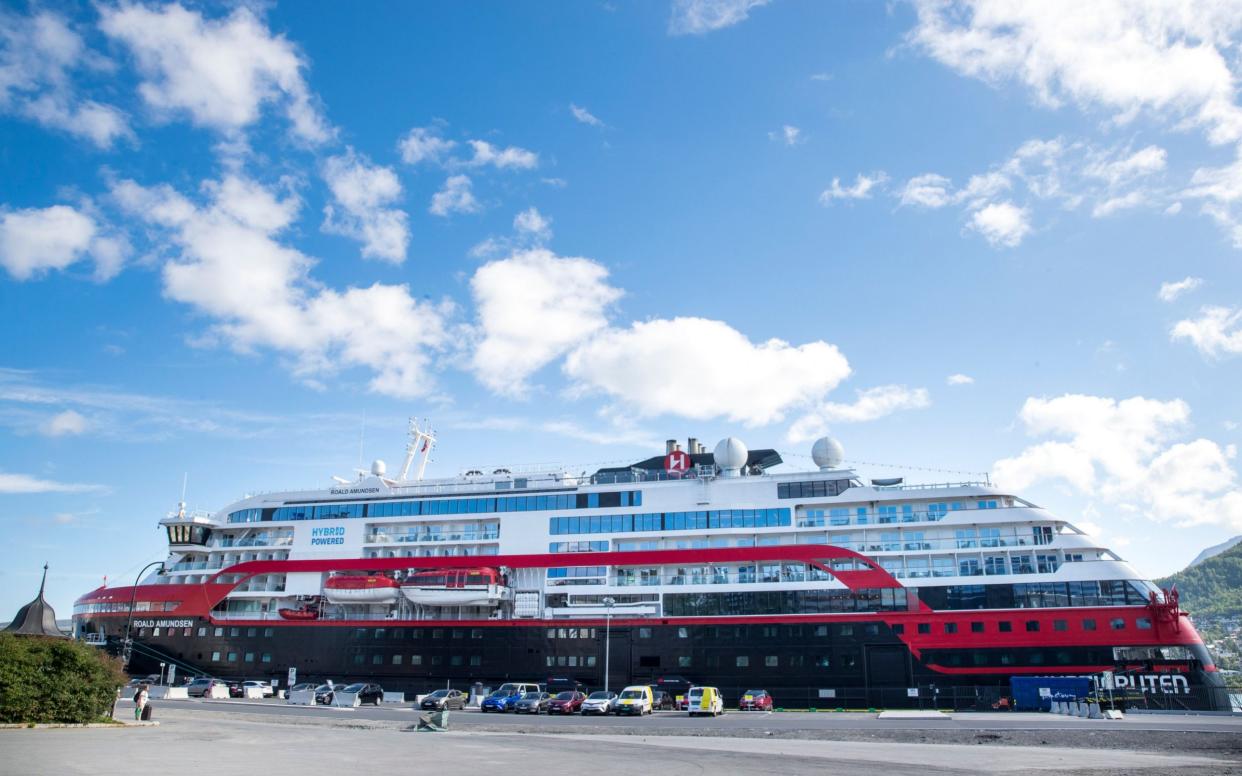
xmin=72 ymin=423 xmax=1229 ymax=709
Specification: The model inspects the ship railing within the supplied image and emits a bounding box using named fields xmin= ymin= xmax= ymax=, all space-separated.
xmin=869 ymin=480 xmax=991 ymax=491
xmin=364 ymin=531 xmax=500 ymax=544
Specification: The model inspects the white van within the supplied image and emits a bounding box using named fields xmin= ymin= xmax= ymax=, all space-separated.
xmin=686 ymin=686 xmax=723 ymax=717
xmin=615 ymin=685 xmax=654 ymax=715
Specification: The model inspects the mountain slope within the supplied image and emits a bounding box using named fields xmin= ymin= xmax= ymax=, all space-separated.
xmin=1156 ymin=541 xmax=1242 ymax=619
xmin=1188 ymin=534 xmax=1242 ymax=568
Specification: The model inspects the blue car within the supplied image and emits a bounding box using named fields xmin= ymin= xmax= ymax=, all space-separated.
xmin=480 ymin=682 xmax=540 ymax=713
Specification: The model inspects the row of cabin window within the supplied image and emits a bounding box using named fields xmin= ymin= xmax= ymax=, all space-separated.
xmin=663 ymin=588 xmax=910 ymax=617
xmin=210 ymin=651 xmax=272 ymax=663
xmin=801 ymin=501 xmax=1003 ymax=525
xmin=549 ymin=508 xmax=792 ymax=536
xmin=907 ymin=615 xmax=1153 ymax=635
xmin=917 ymin=580 xmax=1151 ymax=610
xmin=352 ymin=653 xmax=482 ymax=667
xmin=228 ymin=491 xmax=642 ymax=523
xmin=350 ymin=627 xmax=486 ymax=640
xmin=139 ymin=626 xmax=274 ymax=638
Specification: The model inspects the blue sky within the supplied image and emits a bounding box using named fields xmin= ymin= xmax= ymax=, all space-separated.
xmin=3 ymin=0 xmax=1242 ymax=617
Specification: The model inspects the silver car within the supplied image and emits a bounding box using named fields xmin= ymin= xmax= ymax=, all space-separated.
xmin=580 ymin=690 xmax=617 ymax=715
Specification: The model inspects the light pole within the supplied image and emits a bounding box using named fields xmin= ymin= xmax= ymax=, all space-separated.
xmin=602 ymin=596 xmax=615 ymax=695
xmin=121 ymin=561 xmax=165 ymax=671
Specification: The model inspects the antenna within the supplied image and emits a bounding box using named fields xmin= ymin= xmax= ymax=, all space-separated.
xmin=398 ymin=417 xmax=437 ymax=481
xmin=178 ymin=472 xmax=188 ymax=519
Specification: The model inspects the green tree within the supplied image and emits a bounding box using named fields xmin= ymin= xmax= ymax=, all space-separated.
xmin=0 ymin=633 xmax=126 ymax=723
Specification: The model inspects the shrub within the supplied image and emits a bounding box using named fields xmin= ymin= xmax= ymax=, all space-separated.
xmin=0 ymin=633 xmax=126 ymax=723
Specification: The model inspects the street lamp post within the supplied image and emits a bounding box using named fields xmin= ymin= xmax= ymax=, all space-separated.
xmin=121 ymin=561 xmax=166 ymax=671
xmin=602 ymin=596 xmax=615 ymax=695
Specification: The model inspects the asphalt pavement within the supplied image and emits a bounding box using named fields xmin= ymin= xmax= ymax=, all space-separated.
xmin=2 ymin=704 xmax=1239 ymax=776
xmin=140 ymin=695 xmax=1242 ymax=735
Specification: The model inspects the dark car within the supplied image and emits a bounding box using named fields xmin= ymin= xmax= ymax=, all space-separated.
xmin=341 ymin=683 xmax=384 ymax=705
xmin=228 ymin=681 xmax=244 ymax=698
xmin=514 ymin=691 xmax=552 ymax=714
xmin=654 ymin=676 xmax=694 ymax=709
xmin=650 ymin=689 xmax=675 ymax=710
xmin=186 ymin=677 xmax=222 ymax=698
xmin=738 ymin=689 xmax=773 ymax=711
xmin=314 ymin=684 xmax=335 ymax=705
xmin=547 ymin=691 xmax=586 ymax=714
xmin=420 ymin=689 xmax=466 ymax=710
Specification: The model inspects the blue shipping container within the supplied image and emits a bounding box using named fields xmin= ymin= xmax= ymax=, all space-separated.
xmin=1009 ymin=676 xmax=1093 ymax=711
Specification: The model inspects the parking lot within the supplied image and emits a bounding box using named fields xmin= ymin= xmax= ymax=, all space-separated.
xmin=3 ymin=701 xmax=1238 ymax=776
xmin=132 ymin=694 xmax=1242 ymax=737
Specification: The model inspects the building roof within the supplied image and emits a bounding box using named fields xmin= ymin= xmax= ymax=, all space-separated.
xmin=4 ymin=564 xmax=67 ymax=638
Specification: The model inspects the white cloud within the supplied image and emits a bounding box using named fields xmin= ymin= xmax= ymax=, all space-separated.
xmin=1181 ymin=150 xmax=1242 ymax=248
xmin=908 ymin=1 xmax=1242 ymax=146
xmin=788 ymin=385 xmax=930 ymax=443
xmin=470 ymin=249 xmax=622 ymax=397
xmin=0 ymin=204 xmax=127 ymax=281
xmin=397 ymin=125 xmax=457 ymax=165
xmin=770 ymin=125 xmax=802 ymax=146
xmin=947 ymin=373 xmax=975 ymax=385
xmin=1085 ymin=145 xmax=1167 ymax=187
xmin=99 ymin=3 xmax=331 ymax=144
xmin=899 ymin=173 xmax=954 ymax=208
xmin=429 ymin=174 xmax=480 ymax=217
xmin=968 ymin=201 xmax=1031 ymax=247
xmin=513 ymin=207 xmax=552 ymax=241
xmin=1171 ymin=306 xmax=1242 ymax=358
xmin=43 ymin=409 xmax=88 ymax=436
xmin=570 ymin=104 xmax=604 ymax=127
xmin=464 ymin=140 xmax=538 ymax=170
xmin=820 ymin=173 xmax=888 ymax=203
xmin=1158 ymin=276 xmax=1203 ymax=302
xmin=564 ymin=317 xmax=851 ymax=425
xmin=112 ymin=174 xmax=452 ymax=398
xmin=810 ymin=72 xmax=833 ymax=82
xmin=897 ymin=139 xmax=1177 ymax=244
xmin=669 ymin=0 xmax=770 ymax=35
xmin=994 ymin=394 xmax=1242 ymax=531
xmin=0 ymin=10 xmax=132 ymax=148
xmin=1092 ymin=190 xmax=1147 ymax=218
xmin=0 ymin=471 xmax=102 ymax=494
xmin=320 ymin=149 xmax=409 ymax=263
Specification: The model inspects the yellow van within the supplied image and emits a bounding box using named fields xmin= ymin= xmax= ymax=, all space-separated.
xmin=687 ymin=686 xmax=723 ymax=717
xmin=615 ymin=684 xmax=654 ymax=715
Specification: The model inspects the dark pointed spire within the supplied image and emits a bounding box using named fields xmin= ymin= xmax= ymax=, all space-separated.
xmin=4 ymin=565 xmax=67 ymax=638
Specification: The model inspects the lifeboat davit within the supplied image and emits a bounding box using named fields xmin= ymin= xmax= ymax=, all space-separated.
xmin=323 ymin=574 xmax=400 ymax=604
xmin=401 ymin=567 xmax=512 ymax=607
xmin=278 ymin=605 xmax=320 ymax=621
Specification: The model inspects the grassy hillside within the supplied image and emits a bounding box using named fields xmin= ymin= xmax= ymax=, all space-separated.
xmin=1156 ymin=541 xmax=1242 ymax=619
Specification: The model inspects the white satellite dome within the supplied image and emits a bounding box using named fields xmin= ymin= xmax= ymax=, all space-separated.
xmin=713 ymin=437 xmax=749 ymax=476
xmin=811 ymin=437 xmax=845 ymax=471
xmin=371 ymin=459 xmax=387 ymax=477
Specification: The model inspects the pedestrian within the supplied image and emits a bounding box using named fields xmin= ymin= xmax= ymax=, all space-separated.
xmin=134 ymin=684 xmax=149 ymax=721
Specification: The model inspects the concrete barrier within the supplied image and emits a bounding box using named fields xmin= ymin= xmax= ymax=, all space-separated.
xmin=148 ymin=686 xmax=188 ymax=700
xmin=1088 ymin=702 xmax=1102 ymax=719
xmin=333 ymin=691 xmax=361 ymax=708
xmin=1076 ymin=701 xmax=1089 ymax=718
xmin=287 ymin=689 xmax=317 ymax=706
xmin=244 ymin=687 xmax=265 ymax=699
xmin=382 ymin=692 xmax=405 ymax=704
xmin=208 ymin=685 xmax=229 ymax=699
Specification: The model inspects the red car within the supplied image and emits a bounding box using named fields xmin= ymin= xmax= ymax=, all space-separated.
xmin=738 ymin=689 xmax=773 ymax=711
xmin=547 ymin=691 xmax=587 ymax=714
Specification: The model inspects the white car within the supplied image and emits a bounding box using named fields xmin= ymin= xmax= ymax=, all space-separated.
xmin=242 ymin=680 xmax=275 ymax=698
xmin=581 ymin=691 xmax=617 ymax=715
